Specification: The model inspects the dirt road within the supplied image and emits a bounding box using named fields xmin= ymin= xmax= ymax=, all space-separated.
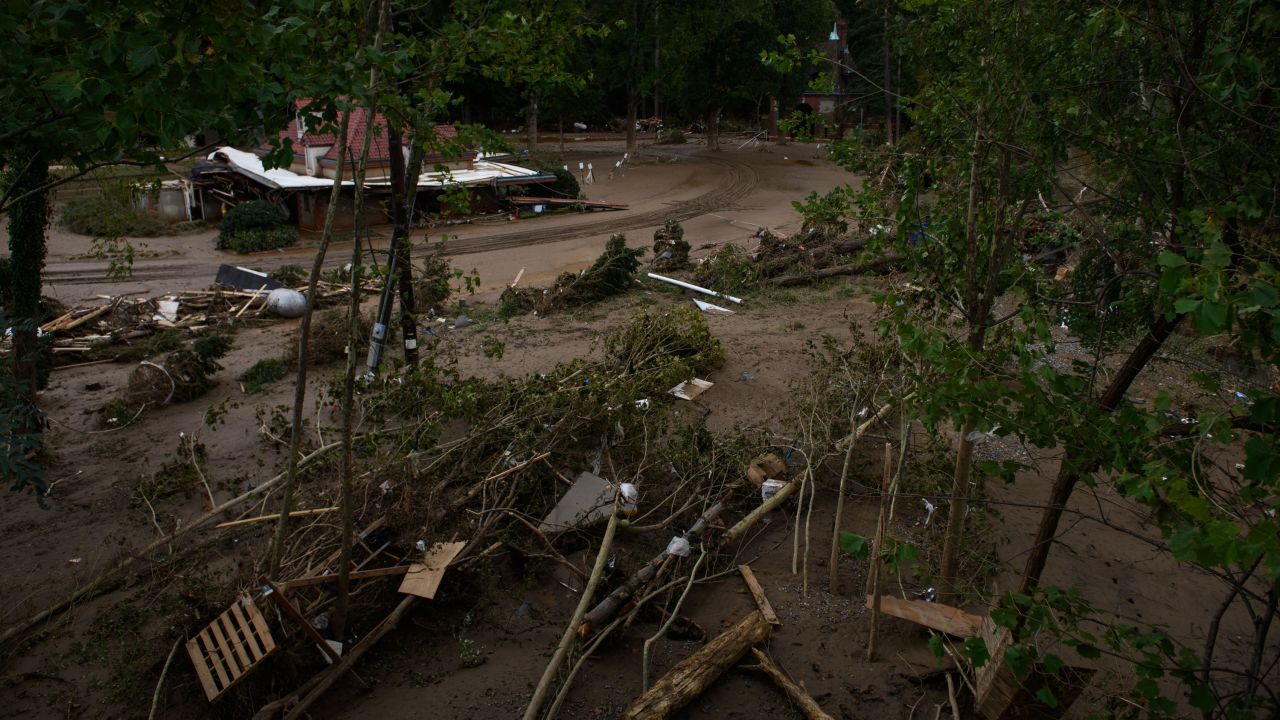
xmin=36 ymin=140 xmax=844 ymax=303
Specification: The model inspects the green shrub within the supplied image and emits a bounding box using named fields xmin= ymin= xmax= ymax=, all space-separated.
xmin=220 ymin=200 xmax=287 ymax=234
xmin=218 ymin=226 xmax=297 ymax=253
xmin=59 ymin=186 xmax=168 ymax=237
xmin=538 ymin=165 xmax=580 ymax=199
xmin=692 ymin=244 xmax=757 ymax=293
xmin=240 ymin=358 xmax=288 ymax=394
xmin=218 ymin=200 xmax=295 ymax=253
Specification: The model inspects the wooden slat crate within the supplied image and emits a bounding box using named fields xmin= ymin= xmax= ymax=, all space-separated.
xmin=186 ymin=597 xmax=277 ymax=702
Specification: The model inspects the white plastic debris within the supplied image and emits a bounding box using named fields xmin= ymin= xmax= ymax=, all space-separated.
xmin=761 ymin=479 xmax=787 ymax=501
xmin=266 ymin=288 xmax=307 ymax=318
xmin=620 ymin=483 xmax=638 ymax=504
xmin=415 ymin=539 xmax=427 ymax=552
xmin=634 ymin=398 xmax=651 ymax=411
xmin=922 ymin=498 xmax=936 ymax=527
xmin=665 ymin=535 xmax=691 ymax=557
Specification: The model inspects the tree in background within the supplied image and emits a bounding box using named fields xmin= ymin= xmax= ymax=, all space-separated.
xmin=0 ymin=0 xmax=317 ymax=499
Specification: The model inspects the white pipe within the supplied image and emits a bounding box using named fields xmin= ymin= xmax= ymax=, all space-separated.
xmin=646 ymin=272 xmax=743 ymax=304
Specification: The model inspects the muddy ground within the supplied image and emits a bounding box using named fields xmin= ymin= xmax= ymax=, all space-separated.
xmin=0 ymin=137 xmax=1263 ymax=718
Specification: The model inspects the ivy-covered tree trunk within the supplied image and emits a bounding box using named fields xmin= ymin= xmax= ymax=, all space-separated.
xmin=6 ymin=153 xmax=50 ymax=422
xmin=387 ymin=122 xmax=419 ymax=367
xmin=526 ymin=94 xmax=538 ymax=151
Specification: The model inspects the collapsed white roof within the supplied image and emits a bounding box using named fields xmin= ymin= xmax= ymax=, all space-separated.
xmin=208 ymin=147 xmax=548 ymax=190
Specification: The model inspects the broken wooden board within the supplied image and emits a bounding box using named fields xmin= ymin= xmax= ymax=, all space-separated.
xmin=186 ymin=597 xmax=277 ymax=702
xmin=398 ymin=541 xmax=466 ymax=599
xmin=539 ymin=471 xmax=613 ymax=532
xmin=669 ymin=378 xmax=713 ymax=401
xmin=974 ymin=617 xmax=1095 ymax=719
xmin=863 ymin=594 xmax=982 ymax=638
xmin=738 ymin=565 xmax=780 ymax=625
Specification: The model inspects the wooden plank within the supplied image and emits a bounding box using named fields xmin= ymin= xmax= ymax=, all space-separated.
xmin=208 ymin=615 xmax=243 ymax=676
xmin=863 ymin=594 xmax=982 ymax=638
xmin=217 ymin=610 xmax=253 ymax=672
xmin=187 ymin=637 xmax=221 ymax=702
xmin=398 ymin=541 xmax=466 ymax=599
xmin=227 ymin=602 xmax=264 ymax=660
xmin=280 ymin=565 xmax=412 ymax=589
xmin=198 ymin=628 xmax=233 ymax=690
xmin=261 ymin=577 xmax=343 ymax=663
xmin=738 ymin=565 xmax=780 ymax=625
xmin=244 ymin=601 xmax=276 ymax=655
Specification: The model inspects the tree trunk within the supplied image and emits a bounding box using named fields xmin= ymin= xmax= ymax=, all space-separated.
xmin=268 ymin=110 xmax=353 ymax=577
xmin=938 ymin=418 xmax=976 ymax=601
xmin=1019 ymin=312 xmax=1182 ymax=593
xmin=881 ymin=6 xmax=893 ymax=143
xmin=526 ymin=93 xmax=538 ymax=152
xmin=5 ymin=153 xmax=49 ymax=411
xmin=332 ymin=9 xmax=385 ymax=635
xmin=621 ymin=611 xmax=771 ymax=720
xmin=706 ymin=108 xmax=720 ymax=151
xmin=396 ymin=138 xmax=422 ymax=367
xmin=767 ymin=96 xmax=780 ymax=142
xmin=626 ymin=87 xmax=638 ymax=157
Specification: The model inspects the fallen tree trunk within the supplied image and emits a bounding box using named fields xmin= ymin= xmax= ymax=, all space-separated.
xmin=770 ymin=254 xmax=903 ymax=287
xmin=750 ymin=648 xmax=834 ymax=720
xmin=621 ymin=611 xmax=771 ymax=720
xmin=0 ymin=441 xmax=341 ymax=647
xmin=578 ymin=499 xmax=726 ymax=637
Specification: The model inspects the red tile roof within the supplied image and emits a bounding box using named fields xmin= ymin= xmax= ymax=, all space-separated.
xmin=273 ymin=99 xmax=464 ymax=165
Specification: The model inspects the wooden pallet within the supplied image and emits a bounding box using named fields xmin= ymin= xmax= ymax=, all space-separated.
xmin=187 ymin=598 xmax=277 ymax=702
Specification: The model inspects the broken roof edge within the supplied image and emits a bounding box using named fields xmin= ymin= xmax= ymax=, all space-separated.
xmin=207 ymin=147 xmax=555 ymax=191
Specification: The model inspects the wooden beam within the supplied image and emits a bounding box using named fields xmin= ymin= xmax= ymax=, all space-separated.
xmin=862 ymin=594 xmax=982 ymax=638
xmin=279 ymin=565 xmax=411 ymax=589
xmin=738 ymin=565 xmax=779 ymax=626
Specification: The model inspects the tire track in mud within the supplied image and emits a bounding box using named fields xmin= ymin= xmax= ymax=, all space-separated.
xmin=45 ymin=151 xmax=759 ymax=286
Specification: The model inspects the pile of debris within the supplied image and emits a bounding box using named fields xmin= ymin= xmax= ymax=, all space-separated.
xmin=7 ymin=265 xmax=377 ymax=366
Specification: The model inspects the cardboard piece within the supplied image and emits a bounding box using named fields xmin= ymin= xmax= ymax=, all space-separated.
xmin=539 ymin=471 xmax=614 ymax=532
xmin=669 ymin=378 xmax=714 ymax=401
xmin=398 ymin=541 xmax=466 ymax=599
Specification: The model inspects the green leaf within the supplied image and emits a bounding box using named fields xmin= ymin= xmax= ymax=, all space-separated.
xmin=1173 ymin=298 xmax=1201 ymax=314
xmin=40 ymin=70 xmax=82 ymax=103
xmin=928 ymin=633 xmax=945 ymax=660
xmin=1157 ymin=251 xmax=1188 ymax=268
xmin=1189 ymin=682 xmax=1217 ymax=711
xmin=963 ymin=636 xmax=990 ymax=668
xmin=839 ymin=532 xmax=869 ymax=559
xmin=1034 ymin=686 xmax=1060 ymax=708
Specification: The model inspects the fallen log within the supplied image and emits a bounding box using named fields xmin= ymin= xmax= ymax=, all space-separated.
xmin=578 ymin=499 xmax=726 ymax=637
xmin=769 ymin=254 xmax=903 ymax=287
xmin=750 ymin=648 xmax=834 ymax=720
xmin=622 ymin=611 xmax=771 ymax=720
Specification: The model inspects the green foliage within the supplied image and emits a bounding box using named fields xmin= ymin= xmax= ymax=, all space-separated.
xmin=218 ymin=226 xmax=298 ymax=254
xmin=692 ymin=244 xmax=756 ymax=294
xmin=538 ymin=165 xmax=580 ymax=199
xmin=839 ymin=531 xmax=869 ymax=559
xmin=218 ymin=200 xmax=295 ymax=253
xmin=240 ymin=358 xmax=288 ymax=394
xmin=603 ymin=306 xmax=725 ymax=384
xmin=792 ymin=187 xmax=855 ymax=234
xmin=59 ymin=186 xmax=168 ymax=238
